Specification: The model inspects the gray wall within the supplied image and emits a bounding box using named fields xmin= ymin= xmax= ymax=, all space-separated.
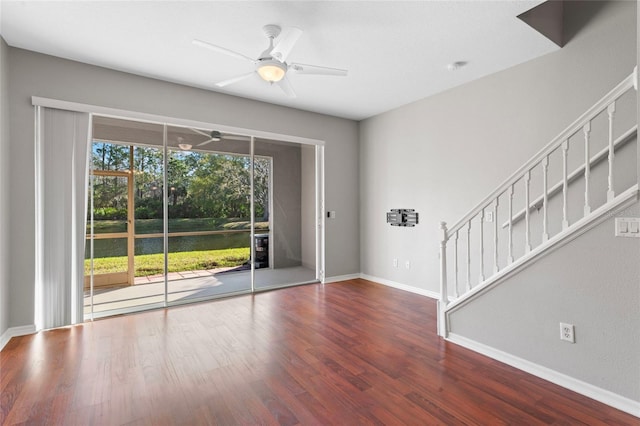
xmin=0 ymin=38 xmax=9 ymax=338
xmin=449 ymin=202 xmax=640 ymax=401
xmin=359 ymin=0 xmax=636 ymax=291
xmin=7 ymin=47 xmax=359 ymax=328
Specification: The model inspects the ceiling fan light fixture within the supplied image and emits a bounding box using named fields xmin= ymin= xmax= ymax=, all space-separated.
xmin=257 ymin=59 xmax=287 ymax=83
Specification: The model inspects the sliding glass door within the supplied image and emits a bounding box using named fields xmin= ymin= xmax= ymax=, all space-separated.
xmin=84 ymin=116 xmax=322 ymax=319
xmin=165 ymin=125 xmax=252 ymax=304
xmin=253 ymin=138 xmax=318 ymax=290
xmin=85 ymin=119 xmax=167 ymax=317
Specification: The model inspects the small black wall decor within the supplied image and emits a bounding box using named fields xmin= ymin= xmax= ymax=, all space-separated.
xmin=387 ymin=209 xmax=419 ymax=227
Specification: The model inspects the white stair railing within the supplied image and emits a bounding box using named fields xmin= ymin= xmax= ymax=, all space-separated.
xmin=438 ymin=69 xmax=638 ymax=337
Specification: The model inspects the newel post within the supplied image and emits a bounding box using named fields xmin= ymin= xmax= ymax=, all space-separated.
xmin=438 ymin=221 xmax=449 ymax=337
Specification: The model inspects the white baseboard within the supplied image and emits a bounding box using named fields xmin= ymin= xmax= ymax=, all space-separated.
xmin=359 ymin=274 xmax=439 ymax=299
xmin=447 ymin=333 xmax=640 ymax=418
xmin=323 ymin=273 xmax=361 ymax=283
xmin=0 ymin=324 xmax=36 ymax=352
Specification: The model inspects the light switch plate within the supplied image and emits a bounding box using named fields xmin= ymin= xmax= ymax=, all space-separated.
xmin=616 ymin=218 xmax=640 ymax=238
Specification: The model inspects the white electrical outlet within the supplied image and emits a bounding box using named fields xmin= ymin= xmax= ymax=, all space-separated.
xmin=393 ymin=258 xmax=398 ymax=268
xmin=486 ymin=211 xmax=494 ymax=223
xmin=405 ymin=260 xmax=411 ymax=270
xmin=559 ymin=323 xmax=575 ymax=343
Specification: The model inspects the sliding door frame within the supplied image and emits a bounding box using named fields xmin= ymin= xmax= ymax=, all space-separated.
xmin=316 ymin=144 xmax=325 ymax=282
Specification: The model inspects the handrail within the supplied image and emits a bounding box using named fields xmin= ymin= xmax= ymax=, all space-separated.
xmin=446 ymin=72 xmax=636 ymax=237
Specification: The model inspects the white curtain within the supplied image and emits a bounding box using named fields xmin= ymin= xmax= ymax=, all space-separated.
xmin=35 ymin=107 xmax=91 ymax=330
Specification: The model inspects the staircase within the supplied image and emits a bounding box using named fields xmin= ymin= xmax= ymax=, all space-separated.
xmin=438 ymin=69 xmax=638 ymax=337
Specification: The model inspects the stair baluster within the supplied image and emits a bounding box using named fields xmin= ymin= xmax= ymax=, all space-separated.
xmin=453 ymin=230 xmax=459 ymax=298
xmin=479 ymin=210 xmax=485 ymax=282
xmin=524 ymin=171 xmax=532 ymax=253
xmin=466 ymin=221 xmax=471 ymax=291
xmin=542 ymin=156 xmax=549 ymax=242
xmin=583 ymin=122 xmax=592 ymax=215
xmin=508 ymin=184 xmax=514 ymax=264
xmin=607 ymin=102 xmax=616 ymax=201
xmin=493 ymin=199 xmax=499 ymax=274
xmin=562 ymin=141 xmax=569 ymax=230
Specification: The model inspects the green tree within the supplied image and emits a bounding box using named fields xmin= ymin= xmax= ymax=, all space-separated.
xmin=168 ymin=151 xmax=193 ymax=207
xmin=254 ymin=157 xmax=270 ymax=220
xmin=92 ymin=142 xmax=129 ymax=171
xmin=188 ymin=154 xmax=252 ymax=218
xmin=133 ymin=146 xmax=163 ymax=200
xmin=90 ymin=141 xmax=271 ymax=223
xmin=90 ymin=142 xmax=130 ymax=214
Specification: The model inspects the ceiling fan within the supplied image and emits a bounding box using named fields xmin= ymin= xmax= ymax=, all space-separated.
xmin=192 ymin=24 xmax=348 ymax=98
xmin=191 ymin=128 xmax=248 ymax=147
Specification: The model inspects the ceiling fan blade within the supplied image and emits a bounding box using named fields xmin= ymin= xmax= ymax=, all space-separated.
xmin=197 ymin=138 xmax=214 ymax=147
xmin=277 ymin=76 xmax=296 ymax=98
xmin=270 ymin=27 xmax=303 ymax=62
xmin=222 ymin=135 xmax=249 ymax=141
xmin=290 ymin=63 xmax=348 ymax=77
xmin=192 ymin=39 xmax=256 ymax=63
xmin=190 ymin=128 xmax=211 ymax=138
xmin=215 ymin=72 xmax=255 ymax=87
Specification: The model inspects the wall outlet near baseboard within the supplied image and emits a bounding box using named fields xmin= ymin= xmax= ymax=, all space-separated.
xmin=560 ymin=323 xmax=575 ymax=343
xmin=393 ymin=258 xmax=398 ymax=268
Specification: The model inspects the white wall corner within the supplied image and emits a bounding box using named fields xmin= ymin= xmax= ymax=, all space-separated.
xmin=447 ymin=333 xmax=640 ymax=418
xmin=359 ymin=274 xmax=439 ymax=299
xmin=0 ymin=324 xmax=36 ymax=352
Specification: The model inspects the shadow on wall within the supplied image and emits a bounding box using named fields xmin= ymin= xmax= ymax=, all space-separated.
xmin=563 ymin=1 xmax=610 ymax=45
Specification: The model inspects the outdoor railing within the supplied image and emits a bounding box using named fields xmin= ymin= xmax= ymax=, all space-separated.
xmin=86 ymin=228 xmax=261 ymax=240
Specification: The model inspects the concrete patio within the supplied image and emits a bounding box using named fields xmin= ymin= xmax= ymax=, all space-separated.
xmin=84 ymin=266 xmax=317 ymax=318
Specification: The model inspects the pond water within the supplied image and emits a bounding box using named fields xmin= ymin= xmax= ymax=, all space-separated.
xmin=86 ymin=232 xmax=253 ymax=258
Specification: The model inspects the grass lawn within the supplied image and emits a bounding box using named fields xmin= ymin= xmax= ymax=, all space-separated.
xmin=86 ymin=247 xmax=250 ymax=276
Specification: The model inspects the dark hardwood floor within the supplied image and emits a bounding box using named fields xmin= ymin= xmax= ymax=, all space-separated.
xmin=1 ymin=279 xmax=637 ymax=425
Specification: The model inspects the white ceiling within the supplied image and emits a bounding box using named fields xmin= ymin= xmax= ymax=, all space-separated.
xmin=0 ymin=1 xmax=559 ymax=121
